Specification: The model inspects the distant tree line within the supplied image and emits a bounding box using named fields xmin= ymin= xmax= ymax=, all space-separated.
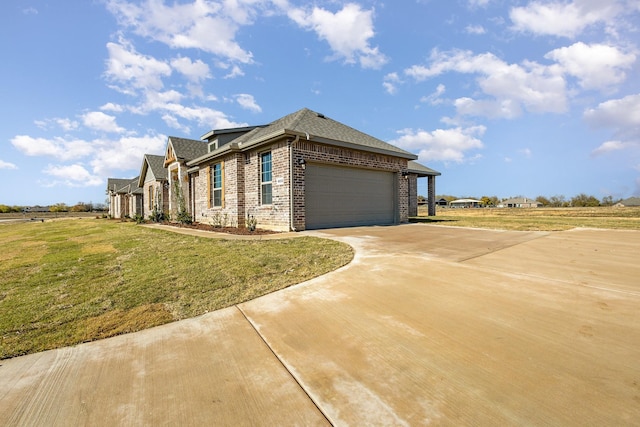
xmin=0 ymin=202 xmax=107 ymax=213
xmin=432 ymin=194 xmax=621 ymax=207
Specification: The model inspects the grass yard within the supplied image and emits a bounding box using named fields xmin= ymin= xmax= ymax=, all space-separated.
xmin=414 ymin=206 xmax=640 ymax=231
xmin=0 ymin=219 xmax=353 ymax=359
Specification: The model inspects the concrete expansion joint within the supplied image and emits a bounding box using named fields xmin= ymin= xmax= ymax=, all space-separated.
xmin=234 ymin=305 xmax=335 ymax=426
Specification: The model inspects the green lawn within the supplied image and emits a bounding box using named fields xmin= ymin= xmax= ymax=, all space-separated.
xmin=0 ymin=219 xmax=353 ymax=359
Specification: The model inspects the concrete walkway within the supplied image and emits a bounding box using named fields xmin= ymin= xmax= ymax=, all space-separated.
xmin=1 ymin=225 xmax=639 ymax=425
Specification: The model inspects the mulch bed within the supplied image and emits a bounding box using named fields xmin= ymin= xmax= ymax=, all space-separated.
xmin=163 ymin=221 xmax=279 ymax=235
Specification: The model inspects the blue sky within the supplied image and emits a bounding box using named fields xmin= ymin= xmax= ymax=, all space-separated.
xmin=1 ymin=0 xmax=639 ymax=206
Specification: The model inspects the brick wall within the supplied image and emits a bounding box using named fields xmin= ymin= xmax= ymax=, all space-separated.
xmin=189 ymin=137 xmax=410 ymax=231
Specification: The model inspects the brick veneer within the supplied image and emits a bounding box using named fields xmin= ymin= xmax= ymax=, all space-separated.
xmin=189 ymin=137 xmax=410 ymax=231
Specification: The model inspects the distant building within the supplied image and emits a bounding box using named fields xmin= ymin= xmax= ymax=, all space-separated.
xmin=614 ymin=197 xmax=640 ymax=207
xmin=450 ymin=198 xmax=482 ymax=208
xmin=497 ymin=197 xmax=542 ymax=208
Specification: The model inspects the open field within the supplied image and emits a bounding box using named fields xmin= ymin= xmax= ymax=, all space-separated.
xmin=415 ymin=206 xmax=640 ymax=231
xmin=0 ymin=219 xmax=353 ymax=359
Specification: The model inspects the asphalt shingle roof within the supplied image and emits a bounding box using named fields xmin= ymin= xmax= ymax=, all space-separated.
xmin=232 ymin=108 xmax=417 ymax=159
xmin=107 ymin=178 xmax=133 ymax=193
xmin=145 ymin=154 xmax=167 ymax=180
xmin=407 ymin=160 xmax=441 ymax=176
xmin=168 ymin=137 xmax=208 ymax=162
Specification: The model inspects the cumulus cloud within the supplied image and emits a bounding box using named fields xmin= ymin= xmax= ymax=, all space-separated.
xmin=89 ymin=134 xmax=167 ymax=176
xmin=43 ymin=164 xmax=103 ymax=187
xmin=390 ymin=125 xmax=486 ymax=163
xmin=405 ymin=49 xmax=567 ymax=118
xmin=11 ymin=135 xmax=94 ymax=161
xmin=546 ymin=42 xmax=636 ymax=91
xmin=584 ymin=93 xmax=640 ymax=130
xmin=465 ymin=24 xmax=486 ymax=34
xmin=585 ymin=93 xmax=640 ymax=155
xmin=82 ymin=111 xmax=125 ymax=133
xmin=105 ymin=0 xmax=255 ymax=64
xmin=287 ymin=3 xmax=387 ymax=69
xmin=509 ymin=0 xmax=624 ymax=38
xmin=0 ymin=160 xmax=18 ymax=170
xmin=105 ymin=38 xmax=172 ymax=94
xmin=235 ymin=94 xmax=262 ymax=113
xmin=420 ymin=84 xmax=446 ymax=105
xmin=170 ymin=56 xmax=212 ymax=82
xmin=383 ymin=72 xmax=402 ymax=95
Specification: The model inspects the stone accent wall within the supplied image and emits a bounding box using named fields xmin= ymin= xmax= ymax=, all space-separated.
xmin=142 ymin=181 xmax=169 ymax=219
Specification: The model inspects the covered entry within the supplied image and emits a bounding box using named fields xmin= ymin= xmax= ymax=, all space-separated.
xmin=304 ymin=163 xmax=396 ymax=229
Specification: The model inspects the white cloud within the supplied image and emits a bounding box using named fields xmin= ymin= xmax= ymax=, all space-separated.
xmin=546 ymin=42 xmax=636 ymax=90
xmin=591 ymin=140 xmax=634 ymax=156
xmin=287 ymin=3 xmax=387 ymax=69
xmin=585 ymin=93 xmax=640 ymax=156
xmin=105 ymin=38 xmax=172 ymax=94
xmin=11 ymin=135 xmax=94 ymax=161
xmin=584 ymin=93 xmax=640 ymax=129
xmin=465 ymin=25 xmax=486 ymax=34
xmin=82 ymin=111 xmax=126 ymax=133
xmin=100 ymin=102 xmax=125 ymax=113
xmin=90 ymin=134 xmax=167 ymax=176
xmin=390 ymin=125 xmax=486 ymax=163
xmin=509 ymin=0 xmax=624 ymax=38
xmin=383 ymin=72 xmax=402 ymax=95
xmin=405 ymin=49 xmax=567 ymax=118
xmin=420 ymin=84 xmax=446 ymax=105
xmin=235 ymin=94 xmax=262 ymax=112
xmin=43 ymin=164 xmax=103 ymax=187
xmin=0 ymin=159 xmax=18 ymax=170
xmin=106 ymin=0 xmax=254 ymax=64
xmin=170 ymin=56 xmax=211 ymax=82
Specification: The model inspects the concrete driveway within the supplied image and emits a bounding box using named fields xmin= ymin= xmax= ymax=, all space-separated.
xmin=1 ymin=224 xmax=639 ymax=426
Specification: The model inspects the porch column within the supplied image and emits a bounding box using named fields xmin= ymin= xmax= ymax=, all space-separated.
xmin=428 ymin=175 xmax=436 ymax=216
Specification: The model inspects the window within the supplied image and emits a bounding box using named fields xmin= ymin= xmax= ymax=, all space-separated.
xmin=209 ymin=163 xmax=223 ymax=207
xmin=148 ymin=186 xmax=154 ymax=210
xmin=260 ymin=151 xmax=272 ymax=205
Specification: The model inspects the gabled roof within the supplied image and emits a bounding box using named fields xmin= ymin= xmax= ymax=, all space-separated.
xmin=107 ymin=178 xmax=133 ymax=194
xmin=138 ymin=154 xmax=167 ymax=187
xmin=166 ymin=136 xmax=208 ymax=166
xmin=408 ymin=160 xmax=441 ymax=177
xmin=618 ymin=197 xmax=640 ymax=206
xmin=188 ymin=108 xmax=418 ymax=165
xmin=106 ymin=177 xmax=142 ymax=195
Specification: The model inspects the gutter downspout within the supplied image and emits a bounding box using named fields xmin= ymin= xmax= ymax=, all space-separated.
xmin=289 ymin=135 xmax=300 ymax=231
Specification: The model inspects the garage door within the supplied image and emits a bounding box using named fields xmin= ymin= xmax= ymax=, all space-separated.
xmin=305 ymin=163 xmax=396 ymax=230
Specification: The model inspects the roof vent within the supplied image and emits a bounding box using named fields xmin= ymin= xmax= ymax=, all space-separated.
xmin=316 ymin=113 xmax=325 ymax=118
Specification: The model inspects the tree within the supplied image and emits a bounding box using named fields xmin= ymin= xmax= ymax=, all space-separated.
xmin=480 ymin=196 xmax=499 ymax=207
xmin=536 ymin=196 xmax=550 ymax=207
xmin=548 ymin=195 xmax=568 ymax=207
xmin=49 ymin=203 xmax=68 ymax=213
xmin=571 ymin=193 xmax=600 ymax=207
xmin=601 ymin=195 xmax=617 ymax=206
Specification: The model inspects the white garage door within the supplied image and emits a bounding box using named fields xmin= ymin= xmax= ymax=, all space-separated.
xmin=305 ymin=163 xmax=396 ymax=230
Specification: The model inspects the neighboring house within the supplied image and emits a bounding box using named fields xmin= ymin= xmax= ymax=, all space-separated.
xmin=138 ymin=154 xmax=169 ymax=219
xmin=436 ymin=198 xmax=448 ymax=207
xmin=106 ymin=177 xmax=143 ymax=218
xmin=163 ymin=137 xmax=209 ymax=218
xmin=183 ymin=108 xmax=440 ymax=231
xmin=614 ymin=197 xmax=640 ymax=207
xmin=497 ymin=197 xmax=542 ymax=208
xmin=450 ymin=198 xmax=483 ymax=208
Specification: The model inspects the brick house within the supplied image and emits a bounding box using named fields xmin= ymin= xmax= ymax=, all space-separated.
xmin=182 ymin=108 xmax=440 ymax=231
xmin=162 ymin=137 xmax=208 ymax=218
xmin=106 ymin=177 xmax=143 ymax=219
xmin=138 ymin=154 xmax=169 ymax=219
